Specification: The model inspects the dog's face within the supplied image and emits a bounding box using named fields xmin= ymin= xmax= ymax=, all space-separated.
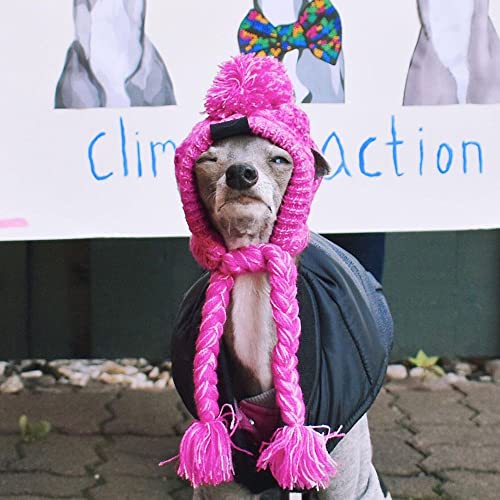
xmin=195 ymin=135 xmax=328 ymax=249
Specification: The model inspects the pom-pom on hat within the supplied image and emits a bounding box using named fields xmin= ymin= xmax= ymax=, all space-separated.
xmin=167 ymin=54 xmax=340 ymax=492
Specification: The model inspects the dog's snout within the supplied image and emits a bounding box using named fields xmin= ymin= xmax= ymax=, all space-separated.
xmin=225 ymin=163 xmax=258 ymax=190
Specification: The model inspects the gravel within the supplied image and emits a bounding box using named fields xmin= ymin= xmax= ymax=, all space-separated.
xmin=0 ymin=358 xmax=173 ymax=394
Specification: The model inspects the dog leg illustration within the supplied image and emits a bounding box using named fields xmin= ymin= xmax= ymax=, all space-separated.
xmin=55 ymin=40 xmax=105 ymax=108
xmin=404 ymin=0 xmax=500 ymax=105
xmin=55 ymin=0 xmax=176 ymax=109
xmin=467 ymin=1 xmax=500 ymax=103
xmin=297 ymin=47 xmax=345 ymax=103
xmin=125 ymin=33 xmax=176 ymax=106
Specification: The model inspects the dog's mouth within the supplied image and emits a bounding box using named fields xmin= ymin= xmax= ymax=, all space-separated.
xmin=217 ymin=195 xmax=272 ymax=214
xmin=210 ymin=193 xmax=277 ymax=249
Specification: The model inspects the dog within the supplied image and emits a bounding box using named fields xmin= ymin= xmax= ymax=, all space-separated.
xmin=404 ymin=0 xmax=500 ymax=105
xmin=55 ymin=0 xmax=176 ymax=108
xmin=239 ymin=0 xmax=345 ymax=103
xmin=169 ymin=55 xmax=391 ymax=499
xmin=190 ymin=134 xmax=389 ymax=499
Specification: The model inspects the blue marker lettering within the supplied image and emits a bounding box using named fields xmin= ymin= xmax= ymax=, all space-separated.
xmin=418 ymin=127 xmax=424 ymax=176
xmin=135 ymin=132 xmax=143 ymax=177
xmin=359 ymin=137 xmax=381 ymax=177
xmin=321 ymin=131 xmax=351 ymax=180
xmin=120 ymin=117 xmax=128 ymax=177
xmin=150 ymin=140 xmax=176 ymax=177
xmin=437 ymin=143 xmax=453 ymax=174
xmin=88 ymin=131 xmax=113 ymax=181
xmin=462 ymin=141 xmax=483 ymax=174
xmin=385 ymin=115 xmax=404 ymax=176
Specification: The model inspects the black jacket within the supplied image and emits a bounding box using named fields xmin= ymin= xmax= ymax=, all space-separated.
xmin=172 ymin=233 xmax=393 ymax=492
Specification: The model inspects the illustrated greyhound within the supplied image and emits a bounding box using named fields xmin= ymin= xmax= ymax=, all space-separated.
xmin=404 ymin=0 xmax=500 ymax=105
xmin=55 ymin=0 xmax=176 ymax=108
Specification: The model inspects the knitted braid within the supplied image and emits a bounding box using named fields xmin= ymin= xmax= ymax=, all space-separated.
xmin=261 ymin=245 xmax=305 ymax=426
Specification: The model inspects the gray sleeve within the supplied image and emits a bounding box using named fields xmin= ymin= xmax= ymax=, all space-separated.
xmin=310 ymin=415 xmax=387 ymax=500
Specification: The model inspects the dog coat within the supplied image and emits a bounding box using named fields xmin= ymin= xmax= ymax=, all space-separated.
xmin=172 ymin=233 xmax=393 ymax=493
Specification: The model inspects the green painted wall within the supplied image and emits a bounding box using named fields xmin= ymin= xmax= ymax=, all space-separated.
xmin=0 ymin=241 xmax=89 ymax=359
xmin=0 ymin=242 xmax=28 ymax=357
xmin=384 ymin=230 xmax=500 ymax=360
xmin=89 ymin=238 xmax=202 ymax=359
xmin=1 ymin=231 xmax=499 ymax=361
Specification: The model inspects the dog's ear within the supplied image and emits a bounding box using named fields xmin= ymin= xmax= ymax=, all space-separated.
xmin=312 ymin=149 xmax=331 ymax=178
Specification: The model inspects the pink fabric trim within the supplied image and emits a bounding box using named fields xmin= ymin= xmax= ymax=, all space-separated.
xmin=238 ymin=400 xmax=280 ymax=444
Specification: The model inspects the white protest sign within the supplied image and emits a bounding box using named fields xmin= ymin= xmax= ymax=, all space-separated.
xmin=0 ymin=0 xmax=499 ymax=240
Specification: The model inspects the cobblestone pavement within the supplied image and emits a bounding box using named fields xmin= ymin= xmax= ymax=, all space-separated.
xmin=1 ymin=379 xmax=499 ymax=499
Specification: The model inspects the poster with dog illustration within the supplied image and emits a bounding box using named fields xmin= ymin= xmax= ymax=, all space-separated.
xmin=0 ymin=0 xmax=499 ymax=241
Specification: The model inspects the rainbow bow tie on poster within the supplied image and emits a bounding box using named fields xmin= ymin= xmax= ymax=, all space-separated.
xmin=0 ymin=0 xmax=499 ymax=241
xmin=238 ymin=0 xmax=342 ymax=64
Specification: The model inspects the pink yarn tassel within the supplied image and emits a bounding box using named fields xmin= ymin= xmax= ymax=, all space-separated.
xmin=256 ymin=424 xmax=338 ymax=491
xmin=176 ymin=417 xmax=234 ymax=487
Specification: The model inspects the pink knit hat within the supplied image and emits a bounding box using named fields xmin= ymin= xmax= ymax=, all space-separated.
xmin=175 ymin=54 xmax=323 ymax=269
xmin=166 ymin=54 xmax=339 ymax=491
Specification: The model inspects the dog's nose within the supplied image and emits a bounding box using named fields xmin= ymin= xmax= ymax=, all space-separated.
xmin=225 ymin=163 xmax=258 ymax=190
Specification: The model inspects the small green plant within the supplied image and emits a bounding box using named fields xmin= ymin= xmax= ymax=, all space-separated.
xmin=18 ymin=415 xmax=52 ymax=443
xmin=408 ymin=350 xmax=445 ymax=377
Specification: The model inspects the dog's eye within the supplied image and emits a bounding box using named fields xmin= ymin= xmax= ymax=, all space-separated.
xmin=196 ymin=155 xmax=217 ymax=164
xmin=271 ymin=156 xmax=291 ymax=165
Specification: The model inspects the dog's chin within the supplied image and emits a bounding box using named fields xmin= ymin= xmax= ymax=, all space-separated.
xmin=212 ymin=200 xmax=275 ymax=250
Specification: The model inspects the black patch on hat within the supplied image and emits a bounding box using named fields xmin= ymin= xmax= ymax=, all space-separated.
xmin=210 ymin=117 xmax=251 ymax=141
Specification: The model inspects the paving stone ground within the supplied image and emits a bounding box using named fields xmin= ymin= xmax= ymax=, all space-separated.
xmin=0 ymin=380 xmax=499 ymax=499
